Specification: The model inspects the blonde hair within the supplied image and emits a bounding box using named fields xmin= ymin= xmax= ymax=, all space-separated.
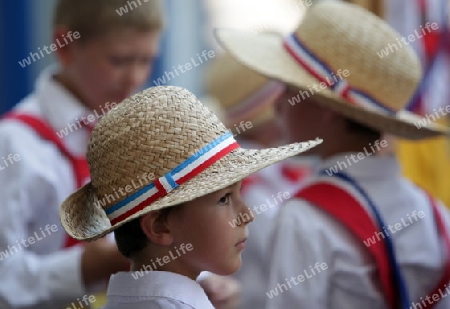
xmin=53 ymin=0 xmax=164 ymax=42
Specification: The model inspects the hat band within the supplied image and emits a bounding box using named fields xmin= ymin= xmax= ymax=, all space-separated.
xmin=105 ymin=131 xmax=239 ymax=225
xmin=283 ymin=33 xmax=396 ymax=115
xmin=227 ymin=80 xmax=285 ymax=124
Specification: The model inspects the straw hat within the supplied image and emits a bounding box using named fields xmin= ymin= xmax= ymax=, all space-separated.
xmin=60 ymin=86 xmax=322 ymax=241
xmin=206 ymin=52 xmax=284 ymax=128
xmin=215 ymin=1 xmax=449 ymax=140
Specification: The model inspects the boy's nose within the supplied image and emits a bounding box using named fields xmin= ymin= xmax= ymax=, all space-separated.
xmin=124 ymin=65 xmax=151 ymax=92
xmin=241 ymin=203 xmax=254 ymax=225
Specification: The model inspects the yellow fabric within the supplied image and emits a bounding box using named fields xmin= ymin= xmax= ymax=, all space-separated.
xmin=62 ymin=293 xmax=106 ymax=309
xmin=91 ymin=293 xmax=107 ymax=309
xmin=396 ymin=127 xmax=450 ymax=208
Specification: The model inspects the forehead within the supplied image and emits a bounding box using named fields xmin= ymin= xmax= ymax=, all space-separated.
xmin=187 ymin=181 xmax=242 ymax=203
xmin=84 ymin=28 xmax=161 ymax=53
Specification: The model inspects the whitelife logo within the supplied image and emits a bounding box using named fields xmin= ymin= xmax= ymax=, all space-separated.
xmin=228 ymin=192 xmax=290 ymax=228
xmin=152 ymin=50 xmax=216 ymax=86
xmin=116 ymin=0 xmax=150 ymax=16
xmin=266 ymin=262 xmax=328 ymax=299
xmin=18 ymin=31 xmax=81 ymax=68
xmin=56 ymin=102 xmax=118 ymax=139
xmin=363 ymin=210 xmax=425 ymax=247
xmin=324 ymin=139 xmax=388 ymax=176
xmin=0 ymin=153 xmax=21 ymax=172
xmin=288 ymin=69 xmax=350 ymax=106
xmin=415 ymin=104 xmax=450 ymax=129
xmin=93 ymin=173 xmax=156 ymax=209
xmin=0 ymin=224 xmax=59 ymax=261
xmin=65 ymin=294 xmax=96 ymax=309
xmin=377 ymin=22 xmax=439 ymax=59
xmin=131 ymin=243 xmax=193 ymax=279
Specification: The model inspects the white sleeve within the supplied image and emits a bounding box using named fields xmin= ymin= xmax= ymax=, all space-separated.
xmin=264 ymin=200 xmax=332 ymax=309
xmin=0 ymin=123 xmax=85 ymax=309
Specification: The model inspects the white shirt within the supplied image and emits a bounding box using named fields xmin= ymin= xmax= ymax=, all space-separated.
xmin=103 ymin=271 xmax=215 ymax=309
xmin=264 ymin=154 xmax=450 ymax=309
xmin=233 ymin=156 xmax=319 ymax=309
xmin=0 ymin=67 xmax=93 ymax=308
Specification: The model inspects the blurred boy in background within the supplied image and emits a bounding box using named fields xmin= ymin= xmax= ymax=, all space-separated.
xmin=217 ymin=1 xmax=450 ymax=308
xmin=0 ymin=0 xmax=164 ymax=307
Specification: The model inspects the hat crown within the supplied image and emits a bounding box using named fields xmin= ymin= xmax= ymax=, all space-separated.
xmin=207 ymin=53 xmax=269 ymax=110
xmin=87 ymin=86 xmax=228 ymax=209
xmin=295 ymin=1 xmax=421 ymax=111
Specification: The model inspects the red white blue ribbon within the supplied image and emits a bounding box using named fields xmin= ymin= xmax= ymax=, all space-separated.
xmin=106 ymin=131 xmax=239 ymax=225
xmin=227 ymin=80 xmax=285 ymax=123
xmin=283 ymin=33 xmax=396 ymax=115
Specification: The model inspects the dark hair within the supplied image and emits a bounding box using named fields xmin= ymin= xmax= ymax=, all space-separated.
xmin=114 ymin=205 xmax=180 ymax=258
xmin=345 ymin=118 xmax=382 ymax=140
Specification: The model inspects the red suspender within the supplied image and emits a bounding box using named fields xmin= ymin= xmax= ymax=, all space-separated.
xmin=280 ymin=163 xmax=310 ymax=183
xmin=425 ymin=194 xmax=450 ymax=308
xmin=241 ymin=174 xmax=264 ymax=195
xmin=296 ymin=182 xmax=397 ymax=309
xmin=297 ymin=182 xmax=450 ymax=309
xmin=3 ymin=113 xmax=90 ymax=248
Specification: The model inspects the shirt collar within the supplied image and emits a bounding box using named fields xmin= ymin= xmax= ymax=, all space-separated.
xmin=107 ymin=271 xmax=214 ymax=308
xmin=316 ymin=153 xmax=401 ymax=180
xmin=35 ymin=65 xmax=91 ymax=132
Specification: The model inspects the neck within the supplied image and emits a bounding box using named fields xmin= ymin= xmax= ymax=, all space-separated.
xmin=131 ymin=246 xmax=199 ymax=281
xmin=54 ymin=72 xmax=92 ymax=111
xmin=320 ymin=133 xmax=383 ymax=160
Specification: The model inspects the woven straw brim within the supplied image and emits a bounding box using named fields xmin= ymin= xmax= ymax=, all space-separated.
xmin=60 ymin=139 xmax=322 ymax=241
xmin=215 ymin=29 xmax=449 ymax=140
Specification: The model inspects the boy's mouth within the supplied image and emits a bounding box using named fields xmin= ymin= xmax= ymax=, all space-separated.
xmin=235 ymin=238 xmax=247 ymax=249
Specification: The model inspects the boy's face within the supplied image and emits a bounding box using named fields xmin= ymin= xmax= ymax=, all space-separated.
xmin=275 ymin=86 xmax=329 ymax=152
xmin=56 ymin=27 xmax=161 ymax=111
xmin=168 ymin=181 xmax=253 ymax=277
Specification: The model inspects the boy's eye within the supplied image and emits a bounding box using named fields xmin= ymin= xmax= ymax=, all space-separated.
xmin=218 ymin=193 xmax=231 ymax=205
xmin=140 ymin=56 xmax=155 ymax=65
xmin=109 ymin=56 xmax=132 ymax=66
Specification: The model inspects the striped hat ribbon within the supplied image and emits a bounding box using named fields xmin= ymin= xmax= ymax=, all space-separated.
xmin=283 ymin=33 xmax=396 ymax=115
xmin=105 ymin=131 xmax=239 ymax=225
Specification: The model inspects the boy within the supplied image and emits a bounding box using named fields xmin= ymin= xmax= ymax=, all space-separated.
xmin=0 ymin=0 xmax=164 ymax=307
xmin=59 ymin=85 xmax=322 ymax=308
xmin=216 ymin=1 xmax=450 ymax=308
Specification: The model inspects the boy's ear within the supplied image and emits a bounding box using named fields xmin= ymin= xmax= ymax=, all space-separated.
xmin=139 ymin=211 xmax=174 ymax=246
xmin=53 ymin=26 xmax=76 ymax=69
xmin=319 ymin=104 xmax=342 ymax=124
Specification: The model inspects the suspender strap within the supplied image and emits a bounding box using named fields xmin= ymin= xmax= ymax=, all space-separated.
xmin=296 ymin=181 xmax=398 ymax=309
xmin=3 ymin=113 xmax=89 ymax=247
xmin=424 ymin=193 xmax=450 ymax=308
xmin=330 ymin=172 xmax=411 ymax=308
xmin=3 ymin=113 xmax=90 ymax=188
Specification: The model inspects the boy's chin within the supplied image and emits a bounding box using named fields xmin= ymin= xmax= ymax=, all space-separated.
xmin=211 ymin=257 xmax=243 ymax=276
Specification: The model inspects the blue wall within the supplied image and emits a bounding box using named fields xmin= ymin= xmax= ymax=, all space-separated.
xmin=0 ymin=0 xmax=33 ymax=115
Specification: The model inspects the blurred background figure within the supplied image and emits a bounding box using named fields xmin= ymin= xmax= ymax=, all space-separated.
xmin=0 ymin=0 xmax=164 ymax=308
xmin=386 ymin=0 xmax=450 ymax=209
xmin=346 ymin=0 xmax=450 ymax=208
